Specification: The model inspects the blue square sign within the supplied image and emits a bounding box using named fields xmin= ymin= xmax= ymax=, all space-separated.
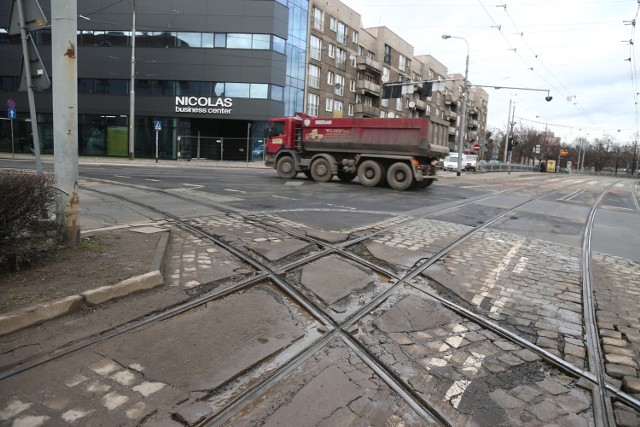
xmin=153 ymin=120 xmax=162 ymax=131
xmin=8 ymin=108 xmax=16 ymax=119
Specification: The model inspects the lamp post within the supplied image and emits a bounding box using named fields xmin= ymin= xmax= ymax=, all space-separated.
xmin=128 ymin=0 xmax=136 ymax=160
xmin=442 ymin=34 xmax=469 ymax=177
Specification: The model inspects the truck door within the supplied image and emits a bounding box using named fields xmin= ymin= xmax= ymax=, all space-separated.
xmin=267 ymin=120 xmax=286 ymax=154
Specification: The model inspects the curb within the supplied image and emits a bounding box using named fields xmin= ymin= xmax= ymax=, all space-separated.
xmin=0 ymin=230 xmax=171 ymax=337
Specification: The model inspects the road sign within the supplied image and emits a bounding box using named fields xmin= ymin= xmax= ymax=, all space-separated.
xmin=8 ymin=109 xmax=17 ymax=119
xmin=18 ymin=35 xmax=50 ymax=92
xmin=8 ymin=0 xmax=48 ymax=35
xmin=473 ymin=143 xmax=480 ymax=151
xmin=7 ymin=99 xmax=16 ymax=109
xmin=153 ymin=120 xmax=162 ymax=131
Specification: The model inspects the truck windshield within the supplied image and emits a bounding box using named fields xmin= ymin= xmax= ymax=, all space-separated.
xmin=269 ymin=121 xmax=285 ymax=137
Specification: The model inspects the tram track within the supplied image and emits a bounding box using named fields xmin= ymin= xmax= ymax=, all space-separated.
xmin=2 ymin=175 xmax=638 ymax=426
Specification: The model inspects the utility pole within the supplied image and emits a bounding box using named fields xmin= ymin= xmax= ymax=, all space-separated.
xmin=128 ymin=0 xmax=136 ymax=160
xmin=52 ymin=0 xmax=80 ymax=244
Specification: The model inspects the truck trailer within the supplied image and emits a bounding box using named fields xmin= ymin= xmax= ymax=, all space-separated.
xmin=264 ymin=113 xmax=449 ymax=191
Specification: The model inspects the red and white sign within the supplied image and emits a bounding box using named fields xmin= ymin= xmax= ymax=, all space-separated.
xmin=473 ymin=143 xmax=480 ymax=151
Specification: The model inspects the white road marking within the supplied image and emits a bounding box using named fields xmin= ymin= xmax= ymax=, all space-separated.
xmin=145 ymin=178 xmax=161 ymax=182
xmin=512 ymin=256 xmax=528 ymax=274
xmin=182 ymin=183 xmax=203 ymax=189
xmin=224 ymin=189 xmax=247 ymax=194
xmin=114 ymin=175 xmax=132 ymax=179
xmin=272 ymin=195 xmax=297 ymax=200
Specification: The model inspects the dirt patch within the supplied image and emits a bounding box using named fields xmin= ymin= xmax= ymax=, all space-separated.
xmin=0 ymin=228 xmax=162 ymax=313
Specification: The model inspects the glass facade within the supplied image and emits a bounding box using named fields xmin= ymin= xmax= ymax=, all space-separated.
xmin=284 ymin=0 xmax=309 ymax=116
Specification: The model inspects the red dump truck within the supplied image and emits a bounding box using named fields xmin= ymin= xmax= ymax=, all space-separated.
xmin=264 ymin=113 xmax=449 ymax=190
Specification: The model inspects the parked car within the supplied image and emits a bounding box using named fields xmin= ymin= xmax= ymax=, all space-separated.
xmin=252 ymin=144 xmax=264 ymax=160
xmin=464 ymin=154 xmax=478 ymax=171
xmin=443 ymin=154 xmax=459 ymax=171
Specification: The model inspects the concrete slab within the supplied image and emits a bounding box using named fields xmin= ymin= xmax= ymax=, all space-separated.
xmin=95 ymin=287 xmax=305 ymax=391
xmin=366 ymin=242 xmax=427 ymax=268
xmin=249 ymin=240 xmax=310 ymax=262
xmin=305 ymin=228 xmax=349 ymax=243
xmin=373 ymin=295 xmax=452 ymax=334
xmin=131 ymin=226 xmax=166 ymax=234
xmin=300 ymin=255 xmax=375 ymax=305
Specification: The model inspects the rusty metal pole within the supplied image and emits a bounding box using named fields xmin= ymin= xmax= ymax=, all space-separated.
xmin=51 ymin=0 xmax=80 ymax=244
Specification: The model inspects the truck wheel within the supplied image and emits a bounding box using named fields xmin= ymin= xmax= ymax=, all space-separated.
xmin=412 ymin=179 xmax=433 ymax=189
xmin=337 ymin=171 xmax=356 ymax=182
xmin=387 ymin=162 xmax=413 ymax=191
xmin=311 ymin=158 xmax=333 ymax=182
xmin=357 ymin=160 xmax=383 ymax=187
xmin=276 ymin=156 xmax=297 ymax=179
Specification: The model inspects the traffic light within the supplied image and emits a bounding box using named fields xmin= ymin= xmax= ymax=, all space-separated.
xmin=508 ymin=138 xmax=518 ymax=151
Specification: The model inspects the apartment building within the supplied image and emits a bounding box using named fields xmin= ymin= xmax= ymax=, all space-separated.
xmin=307 ymin=0 xmax=488 ymax=153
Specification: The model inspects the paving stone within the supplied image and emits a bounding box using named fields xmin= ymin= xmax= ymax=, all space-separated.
xmin=602 ymin=337 xmax=628 ymax=347
xmin=622 ymin=376 xmax=640 ymax=394
xmin=605 ymin=354 xmax=638 ymax=369
xmin=600 ymin=329 xmax=623 ymax=339
xmin=564 ymin=344 xmax=586 ymax=358
xmin=527 ymin=399 xmax=567 ymax=422
xmin=603 ymin=345 xmax=636 ymax=357
xmin=488 ymin=389 xmax=525 ymax=409
xmin=536 ymin=378 xmax=570 ymax=395
xmin=511 ymin=385 xmax=542 ymax=402
xmin=606 ymin=364 xmax=637 ymax=379
xmin=615 ymin=408 xmax=639 ymax=427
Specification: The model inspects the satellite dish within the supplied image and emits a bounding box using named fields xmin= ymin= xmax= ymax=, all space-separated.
xmin=381 ymin=75 xmax=389 ymax=83
xmin=409 ymin=101 xmax=416 ymax=109
xmin=388 ymin=112 xmax=395 ymax=118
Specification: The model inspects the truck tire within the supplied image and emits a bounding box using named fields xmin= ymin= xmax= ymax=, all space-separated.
xmin=311 ymin=158 xmax=333 ymax=182
xmin=337 ymin=171 xmax=356 ymax=182
xmin=276 ymin=156 xmax=297 ymax=179
xmin=387 ymin=162 xmax=413 ymax=191
xmin=357 ymin=160 xmax=383 ymax=187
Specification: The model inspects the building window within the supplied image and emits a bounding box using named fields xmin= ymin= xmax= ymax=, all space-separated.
xmin=384 ymin=44 xmax=391 ymax=64
xmin=308 ymin=93 xmax=320 ymax=116
xmin=328 ymin=44 xmax=335 ymax=58
xmin=336 ymin=48 xmax=346 ymax=70
xmin=326 ymin=97 xmax=334 ymax=112
xmin=348 ymin=103 xmax=354 ymax=116
xmin=313 ymin=7 xmax=325 ymax=31
xmin=227 ymin=33 xmax=252 ymax=49
xmin=327 ymin=71 xmax=335 ymax=86
xmin=396 ymin=98 xmax=402 ymax=111
xmin=358 ymin=45 xmax=364 ymax=56
xmin=308 ymin=64 xmax=320 ymax=88
xmin=337 ymin=22 xmax=347 ymax=45
xmin=335 ymin=74 xmax=345 ymax=96
xmin=352 ymin=31 xmax=358 ymax=44
xmin=350 ymin=54 xmax=356 ymax=68
xmin=399 ymin=54 xmax=406 ymax=72
xmin=381 ymin=98 xmax=389 ymax=108
xmin=364 ymin=96 xmax=373 ymax=106
xmin=330 ymin=17 xmax=337 ymax=32
xmin=367 ymin=50 xmax=375 ymax=60
xmin=334 ymin=100 xmax=343 ymax=112
xmin=382 ymin=67 xmax=390 ymax=83
xmin=349 ymin=80 xmax=356 ymax=92
xmin=310 ymin=35 xmax=322 ymax=61
xmin=355 ymin=94 xmax=362 ymax=104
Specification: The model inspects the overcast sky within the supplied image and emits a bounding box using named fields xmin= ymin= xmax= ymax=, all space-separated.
xmin=340 ymin=0 xmax=639 ymax=145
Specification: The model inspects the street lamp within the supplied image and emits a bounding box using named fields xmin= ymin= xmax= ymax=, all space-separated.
xmin=128 ymin=0 xmax=136 ymax=160
xmin=442 ymin=34 xmax=469 ymax=177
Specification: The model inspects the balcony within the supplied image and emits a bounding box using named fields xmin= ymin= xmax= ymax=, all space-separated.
xmin=356 ymin=56 xmax=383 ymax=74
xmin=448 ymin=126 xmax=457 ymax=136
xmin=356 ymin=80 xmax=381 ymax=97
xmin=447 ymin=111 xmax=457 ymax=121
xmin=468 ymin=119 xmax=479 ymax=129
xmin=355 ymin=104 xmax=380 ymax=117
xmin=414 ymin=99 xmax=426 ymax=111
xmin=467 ymin=131 xmax=478 ymax=141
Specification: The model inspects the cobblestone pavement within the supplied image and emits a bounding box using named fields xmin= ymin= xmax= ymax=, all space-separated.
xmin=422 ymin=229 xmax=585 ymax=368
xmin=355 ymin=289 xmax=594 ymax=427
xmin=592 ymin=253 xmax=640 ymax=426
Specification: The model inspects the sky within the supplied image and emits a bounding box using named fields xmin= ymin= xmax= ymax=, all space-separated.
xmin=340 ymin=0 xmax=640 ymax=145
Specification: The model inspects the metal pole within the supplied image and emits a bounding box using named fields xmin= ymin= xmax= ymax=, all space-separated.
xmin=508 ymin=104 xmax=515 ymax=174
xmin=246 ymin=122 xmax=251 ymax=163
xmin=155 ymin=130 xmax=158 ymax=163
xmin=128 ymin=0 xmax=136 ymax=160
xmin=503 ymin=98 xmax=511 ymax=163
xmin=457 ymin=42 xmax=469 ymax=177
xmin=10 ymin=118 xmax=15 ymax=159
xmin=52 ymin=0 xmax=80 ymax=244
xmin=16 ymin=0 xmax=43 ymax=173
